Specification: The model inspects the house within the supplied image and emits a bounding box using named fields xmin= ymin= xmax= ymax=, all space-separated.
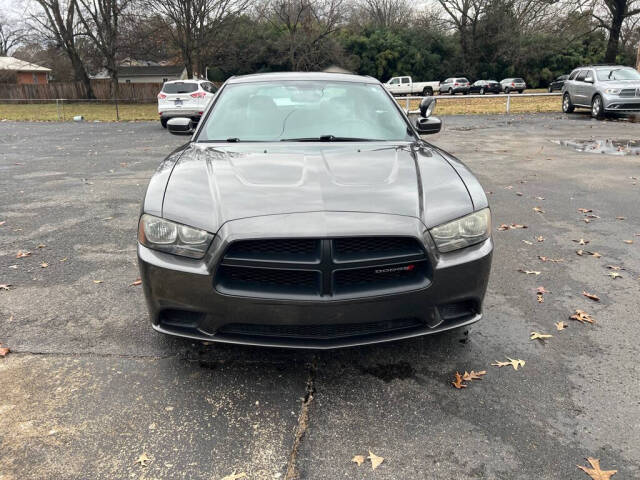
xmin=93 ymin=63 xmax=188 ymax=83
xmin=0 ymin=56 xmax=51 ymax=84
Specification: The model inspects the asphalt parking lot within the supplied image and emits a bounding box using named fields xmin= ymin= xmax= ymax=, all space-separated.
xmin=1 ymin=113 xmax=639 ymax=479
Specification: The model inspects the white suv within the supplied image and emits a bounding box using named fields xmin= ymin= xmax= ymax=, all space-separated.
xmin=157 ymin=80 xmax=217 ymax=128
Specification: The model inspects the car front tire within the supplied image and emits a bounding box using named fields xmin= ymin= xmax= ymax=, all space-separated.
xmin=591 ymin=94 xmax=604 ymax=119
xmin=422 ymin=87 xmax=433 ymax=96
xmin=562 ymin=93 xmax=575 ymax=113
xmin=479 ymin=88 xmax=484 ymax=95
xmin=448 ymin=88 xmax=453 ymax=95
xmin=160 ymin=118 xmax=168 ymax=128
xmin=504 ymin=87 xmax=510 ymax=94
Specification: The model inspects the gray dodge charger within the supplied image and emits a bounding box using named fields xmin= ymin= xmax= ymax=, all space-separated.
xmin=137 ymin=72 xmax=493 ymax=349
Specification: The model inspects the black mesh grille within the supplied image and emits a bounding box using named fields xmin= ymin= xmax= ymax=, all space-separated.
xmin=334 ymin=262 xmax=426 ymax=294
xmin=224 ymin=239 xmax=319 ymax=262
xmin=218 ymin=318 xmax=424 ymax=340
xmin=218 ymin=266 xmax=317 ymax=288
xmin=333 ymin=236 xmax=423 ymax=262
xmin=619 ymin=89 xmax=639 ymax=98
xmin=438 ymin=301 xmax=476 ymax=320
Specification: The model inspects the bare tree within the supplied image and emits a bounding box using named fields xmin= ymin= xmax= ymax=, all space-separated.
xmin=142 ymin=0 xmax=248 ymax=78
xmin=436 ymin=0 xmax=485 ymax=72
xmin=358 ymin=0 xmax=413 ymax=28
xmin=591 ymin=0 xmax=640 ymax=62
xmin=267 ymin=0 xmax=345 ymax=70
xmin=29 ymin=0 xmax=96 ymax=97
xmin=0 ymin=14 xmax=26 ymax=56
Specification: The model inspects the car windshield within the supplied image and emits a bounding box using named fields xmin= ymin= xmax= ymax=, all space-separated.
xmin=163 ymin=82 xmax=198 ymax=94
xmin=596 ymin=68 xmax=640 ymax=81
xmin=514 ymin=78 xmax=525 ymax=83
xmin=197 ymin=80 xmax=414 ymax=142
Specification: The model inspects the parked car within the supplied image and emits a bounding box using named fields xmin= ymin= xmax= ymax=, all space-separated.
xmin=157 ymin=79 xmax=217 ymax=128
xmin=548 ymin=75 xmax=568 ymax=92
xmin=138 ymin=72 xmax=492 ymax=349
xmin=384 ymin=76 xmax=440 ymax=96
xmin=439 ymin=77 xmax=470 ymax=95
xmin=562 ymin=65 xmax=640 ymax=119
xmin=500 ymin=78 xmax=526 ymax=93
xmin=469 ymin=80 xmax=501 ymax=94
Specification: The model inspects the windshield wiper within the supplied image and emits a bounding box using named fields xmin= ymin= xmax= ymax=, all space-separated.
xmin=280 ymin=135 xmax=378 ymax=142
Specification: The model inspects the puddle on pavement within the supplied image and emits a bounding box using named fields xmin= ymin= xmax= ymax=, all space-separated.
xmin=555 ymin=139 xmax=640 ymax=155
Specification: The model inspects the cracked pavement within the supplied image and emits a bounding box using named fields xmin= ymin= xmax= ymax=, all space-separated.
xmin=1 ymin=113 xmax=639 ymax=479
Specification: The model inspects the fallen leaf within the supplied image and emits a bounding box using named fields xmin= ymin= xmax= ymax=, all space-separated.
xmin=60 ymin=257 xmax=68 ymax=262
xmin=505 ymin=185 xmax=513 ymax=189
xmin=221 ymin=472 xmax=247 ymax=480
xmin=570 ymin=310 xmax=595 ymax=324
xmin=129 ymin=278 xmax=142 ymax=286
xmin=585 ymin=214 xmax=600 ymax=219
xmin=16 ymin=251 xmax=31 ymax=258
xmin=518 ymin=269 xmax=541 ymax=275
xmin=577 ymin=457 xmax=617 ymax=480
xmin=0 ymin=347 xmax=10 ymax=357
xmin=588 ymin=251 xmax=602 ymax=258
xmin=516 ymin=192 xmax=523 ymax=196
xmin=536 ymin=236 xmax=545 ymax=242
xmin=352 ymin=455 xmax=365 ymax=466
xmin=93 ymin=280 xmax=103 ymax=284
xmin=533 ymin=207 xmax=545 ymax=214
xmin=578 ymin=208 xmax=593 ymax=213
xmin=623 ymin=240 xmax=633 ymax=244
xmin=615 ymin=216 xmax=625 ymax=220
xmin=9 ymin=265 xmax=18 ymax=269
xmin=522 ymin=240 xmax=533 ymax=245
xmin=576 ymin=249 xmax=584 ymax=256
xmin=37 ymin=244 xmax=46 ymax=248
xmin=0 ymin=284 xmax=11 ymax=291
xmin=452 ymin=372 xmax=466 ymax=389
xmin=462 ymin=370 xmax=486 ymax=381
xmin=555 ymin=321 xmax=568 ymax=330
xmin=582 ymin=291 xmax=600 ymax=301
xmin=538 ymin=256 xmax=564 ymax=263
xmin=530 ymin=332 xmax=553 ymax=341
xmin=535 ymin=196 xmax=545 ymax=200
xmin=40 ymin=262 xmax=49 ymax=268
xmin=606 ymin=272 xmax=622 ymax=279
xmin=0 ymin=221 xmax=5 ymax=226
xmin=491 ymin=358 xmax=525 ymax=370
xmin=584 ymin=218 xmax=591 ymax=223
xmin=573 ymin=239 xmax=589 ymax=245
xmin=135 ymin=453 xmax=151 ymax=467
xmin=606 ymin=265 xmax=624 ymax=270
xmin=368 ymin=451 xmax=384 ymax=470
xmin=498 ymin=223 xmax=528 ymax=231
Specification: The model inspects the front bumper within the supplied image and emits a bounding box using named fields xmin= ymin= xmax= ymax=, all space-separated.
xmin=137 ymin=212 xmax=493 ymax=349
xmin=603 ymin=95 xmax=640 ymax=112
xmin=159 ymin=109 xmax=203 ymax=120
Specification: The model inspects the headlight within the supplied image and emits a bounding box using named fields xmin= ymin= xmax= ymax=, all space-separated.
xmin=138 ymin=214 xmax=213 ymax=259
xmin=429 ymin=208 xmax=491 ymax=253
xmin=605 ymin=88 xmax=621 ymax=95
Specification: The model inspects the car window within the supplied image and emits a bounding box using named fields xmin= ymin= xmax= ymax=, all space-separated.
xmin=575 ymin=71 xmax=587 ymax=82
xmin=473 ymin=81 xmax=483 ymax=86
xmin=560 ymin=75 xmax=568 ymax=80
xmin=389 ymin=78 xmax=399 ymax=85
xmin=514 ymin=78 xmax=524 ymax=83
xmin=202 ymin=82 xmax=218 ymax=93
xmin=198 ymin=81 xmax=414 ymax=142
xmin=596 ymin=67 xmax=640 ymax=81
xmin=584 ymin=71 xmax=594 ymax=82
xmin=568 ymin=71 xmax=578 ymax=80
xmin=401 ymin=77 xmax=410 ymax=84
xmin=457 ymin=78 xmax=469 ymax=83
xmin=162 ymin=82 xmax=198 ymax=94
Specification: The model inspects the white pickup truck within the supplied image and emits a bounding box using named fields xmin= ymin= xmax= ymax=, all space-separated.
xmin=384 ymin=76 xmax=440 ymax=96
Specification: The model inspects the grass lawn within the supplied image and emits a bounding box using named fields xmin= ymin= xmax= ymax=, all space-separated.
xmin=1 ymin=90 xmax=562 ymax=121
xmin=0 ymin=102 xmax=159 ymax=122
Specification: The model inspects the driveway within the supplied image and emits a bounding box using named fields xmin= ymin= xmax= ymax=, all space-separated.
xmin=1 ymin=114 xmax=639 ymax=479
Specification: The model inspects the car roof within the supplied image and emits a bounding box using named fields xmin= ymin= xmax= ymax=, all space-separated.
xmin=226 ymin=71 xmax=378 ymax=85
xmin=164 ymin=79 xmax=204 ymax=84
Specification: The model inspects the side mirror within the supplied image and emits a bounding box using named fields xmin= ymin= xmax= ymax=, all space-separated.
xmin=419 ymin=96 xmax=436 ymax=118
xmin=415 ymin=117 xmax=442 ymax=135
xmin=585 ymin=77 xmax=594 ymax=84
xmin=167 ymin=117 xmax=194 ymax=135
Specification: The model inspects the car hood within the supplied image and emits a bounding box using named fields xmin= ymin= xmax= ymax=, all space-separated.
xmin=602 ymin=80 xmax=640 ymax=89
xmin=161 ymin=142 xmax=474 ymax=233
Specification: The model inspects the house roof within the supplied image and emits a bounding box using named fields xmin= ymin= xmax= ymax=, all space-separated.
xmin=0 ymin=56 xmax=52 ymax=72
xmin=118 ymin=65 xmax=185 ymax=77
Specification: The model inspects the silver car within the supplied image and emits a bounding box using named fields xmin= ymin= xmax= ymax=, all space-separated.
xmin=500 ymin=78 xmax=526 ymax=94
xmin=137 ymin=72 xmax=493 ymax=349
xmin=562 ymin=65 xmax=640 ymax=119
xmin=438 ymin=77 xmax=470 ymax=95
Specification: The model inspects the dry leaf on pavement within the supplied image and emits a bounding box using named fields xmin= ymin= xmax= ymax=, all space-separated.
xmin=462 ymin=370 xmax=486 ymax=381
xmin=0 ymin=221 xmax=5 ymax=226
xmin=368 ymin=451 xmax=384 ymax=470
xmin=606 ymin=265 xmax=624 ymax=270
xmin=555 ymin=321 xmax=568 ymax=330
xmin=570 ymin=310 xmax=595 ymax=324
xmin=577 ymin=457 xmax=617 ymax=479
xmin=16 ymin=251 xmax=31 ymax=258
xmin=452 ymin=372 xmax=466 ymax=389
xmin=0 ymin=284 xmax=11 ymax=291
xmin=578 ymin=208 xmax=593 ymax=213
xmin=606 ymin=272 xmax=622 ymax=279
xmin=538 ymin=256 xmax=563 ymax=263
xmin=0 ymin=344 xmax=10 ymax=358
xmin=518 ymin=269 xmax=541 ymax=275
xmin=129 ymin=278 xmax=142 ymax=286
xmin=623 ymin=240 xmax=633 ymax=244
xmin=93 ymin=280 xmax=103 ymax=284
xmin=497 ymin=223 xmax=528 ymax=231
xmin=40 ymin=262 xmax=48 ymax=268
xmin=352 ymin=455 xmax=365 ymax=466
xmin=533 ymin=207 xmax=545 ymax=214
xmin=536 ymin=286 xmax=549 ymax=303
xmin=492 ymin=358 xmax=525 ymax=370
xmin=582 ymin=291 xmax=600 ymax=301
xmin=135 ymin=453 xmax=151 ymax=467
xmin=573 ymin=239 xmax=589 ymax=245
xmin=530 ymin=332 xmax=553 ymax=341
xmin=536 ymin=236 xmax=545 ymax=242
xmin=615 ymin=216 xmax=625 ymax=220
xmin=221 ymin=472 xmax=247 ymax=480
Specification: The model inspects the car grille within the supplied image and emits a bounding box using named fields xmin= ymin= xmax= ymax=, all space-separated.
xmin=217 ymin=317 xmax=424 ymax=340
xmin=215 ymin=237 xmax=430 ymax=299
xmin=619 ymin=89 xmax=640 ymax=98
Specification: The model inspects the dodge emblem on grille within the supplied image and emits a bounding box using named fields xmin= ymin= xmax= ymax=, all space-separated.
xmin=374 ymin=264 xmax=415 ymax=274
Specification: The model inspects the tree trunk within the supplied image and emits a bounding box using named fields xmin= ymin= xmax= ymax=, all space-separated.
xmin=604 ymin=5 xmax=625 ymax=63
xmin=69 ymin=50 xmax=96 ymax=99
xmin=636 ymin=42 xmax=640 ymax=71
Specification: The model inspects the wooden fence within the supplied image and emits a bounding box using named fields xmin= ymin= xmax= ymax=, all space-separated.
xmin=0 ymin=80 xmax=162 ymax=102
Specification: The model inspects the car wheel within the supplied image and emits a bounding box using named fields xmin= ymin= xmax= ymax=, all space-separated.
xmin=422 ymin=87 xmax=433 ymax=96
xmin=591 ymin=94 xmax=604 ymax=119
xmin=518 ymin=90 xmax=523 ymax=94
xmin=562 ymin=93 xmax=574 ymax=113
xmin=448 ymin=88 xmax=453 ymax=95
xmin=160 ymin=118 xmax=168 ymax=128
xmin=463 ymin=90 xmax=468 ymax=95
xmin=479 ymin=88 xmax=484 ymax=95
xmin=548 ymin=87 xmax=552 ymax=93
xmin=504 ymin=87 xmax=510 ymax=94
